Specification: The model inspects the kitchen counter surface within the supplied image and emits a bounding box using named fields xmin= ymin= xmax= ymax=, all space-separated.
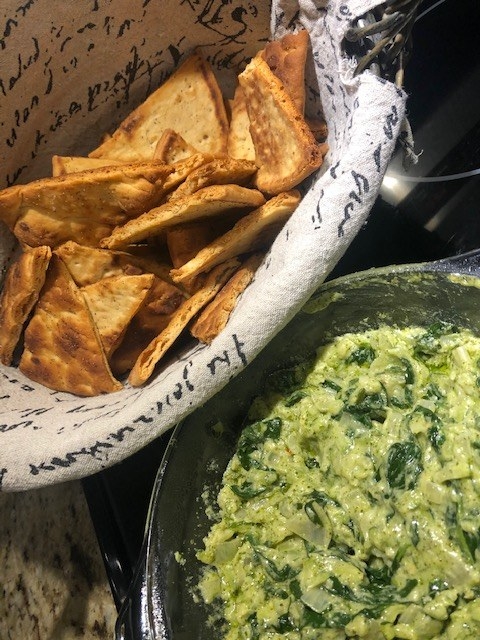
xmin=0 ymin=480 xmax=117 ymax=639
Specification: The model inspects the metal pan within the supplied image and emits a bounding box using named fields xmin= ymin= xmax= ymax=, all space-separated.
xmin=115 ymin=249 xmax=480 ymax=640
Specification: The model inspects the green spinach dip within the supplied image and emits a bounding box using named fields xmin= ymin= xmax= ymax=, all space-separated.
xmin=197 ymin=321 xmax=480 ymax=639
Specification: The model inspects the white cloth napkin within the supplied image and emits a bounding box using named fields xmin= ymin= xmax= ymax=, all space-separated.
xmin=0 ymin=0 xmax=406 ymax=490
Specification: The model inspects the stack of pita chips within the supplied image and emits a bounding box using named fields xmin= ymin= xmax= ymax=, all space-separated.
xmin=0 ymin=32 xmax=328 ymax=395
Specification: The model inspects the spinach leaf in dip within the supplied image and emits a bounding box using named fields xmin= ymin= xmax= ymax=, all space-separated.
xmin=197 ymin=323 xmax=480 ymax=639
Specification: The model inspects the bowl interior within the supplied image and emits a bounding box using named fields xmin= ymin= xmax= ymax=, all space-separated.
xmin=141 ymin=263 xmax=480 ymax=639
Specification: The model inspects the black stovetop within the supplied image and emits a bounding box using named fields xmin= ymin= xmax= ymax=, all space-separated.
xmin=82 ymin=0 xmax=480 ymax=614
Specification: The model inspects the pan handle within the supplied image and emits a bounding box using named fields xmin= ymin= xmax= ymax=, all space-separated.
xmin=428 ymin=248 xmax=480 ymax=277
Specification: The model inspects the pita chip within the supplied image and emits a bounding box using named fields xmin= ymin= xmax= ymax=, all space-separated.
xmin=154 ymin=129 xmax=199 ymax=164
xmin=100 ymin=184 xmax=266 ymax=250
xmin=166 ymin=218 xmax=233 ymax=269
xmin=52 ymin=155 xmax=126 ymax=176
xmin=227 ymin=85 xmax=256 ymax=161
xmin=238 ymin=55 xmax=324 ymax=194
xmin=190 ymin=252 xmax=263 ymax=345
xmin=19 ymin=255 xmax=123 ymax=396
xmin=260 ymin=30 xmax=309 ymax=115
xmin=55 ymin=241 xmax=172 ymax=286
xmin=110 ymin=275 xmax=186 ymax=375
xmin=170 ymin=190 xmax=300 ymax=286
xmin=161 ymin=152 xmax=214 ymax=195
xmin=306 ymin=118 xmax=328 ymax=143
xmin=0 ymin=246 xmax=52 ymax=365
xmin=0 ymin=162 xmax=173 ymax=248
xmin=169 ymin=157 xmax=257 ymax=201
xmin=128 ymin=259 xmax=240 ymax=387
xmin=82 ymin=273 xmax=154 ymax=357
xmin=89 ymin=50 xmax=229 ymax=160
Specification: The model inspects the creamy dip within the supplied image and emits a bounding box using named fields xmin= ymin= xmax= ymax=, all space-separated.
xmin=197 ymin=321 xmax=480 ymax=639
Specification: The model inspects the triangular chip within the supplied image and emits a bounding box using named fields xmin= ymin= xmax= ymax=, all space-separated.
xmin=154 ymin=129 xmax=199 ymax=164
xmin=259 ymin=30 xmax=309 ymax=115
xmin=110 ymin=275 xmax=186 ymax=376
xmin=190 ymin=252 xmax=264 ymax=345
xmin=100 ymin=184 xmax=266 ymax=250
xmin=55 ymin=241 xmax=172 ymax=286
xmin=169 ymin=157 xmax=257 ymax=201
xmin=128 ymin=259 xmax=240 ymax=387
xmin=170 ymin=190 xmax=300 ymax=286
xmin=52 ymin=155 xmax=126 ymax=176
xmin=227 ymin=85 xmax=256 ymax=161
xmin=0 ymin=162 xmax=173 ymax=248
xmin=238 ymin=55 xmax=324 ymax=194
xmin=89 ymin=50 xmax=229 ymax=160
xmin=19 ymin=256 xmax=122 ymax=396
xmin=166 ymin=217 xmax=235 ymax=269
xmin=161 ymin=152 xmax=214 ymax=194
xmin=82 ymin=273 xmax=154 ymax=357
xmin=0 ymin=246 xmax=52 ymax=365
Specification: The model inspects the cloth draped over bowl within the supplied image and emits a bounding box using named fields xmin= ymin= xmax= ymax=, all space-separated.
xmin=0 ymin=0 xmax=406 ymax=491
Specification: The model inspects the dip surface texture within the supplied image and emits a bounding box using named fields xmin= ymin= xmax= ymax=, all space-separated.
xmin=197 ymin=322 xmax=480 ymax=639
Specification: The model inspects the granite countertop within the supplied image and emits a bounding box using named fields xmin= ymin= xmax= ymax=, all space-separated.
xmin=0 ymin=480 xmax=117 ymax=639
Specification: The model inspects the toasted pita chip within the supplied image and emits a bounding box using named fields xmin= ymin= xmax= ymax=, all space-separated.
xmin=170 ymin=190 xmax=300 ymax=286
xmin=190 ymin=252 xmax=263 ymax=345
xmin=82 ymin=273 xmax=154 ymax=357
xmin=238 ymin=55 xmax=324 ymax=194
xmin=55 ymin=241 xmax=172 ymax=286
xmin=154 ymin=129 xmax=199 ymax=164
xmin=0 ymin=162 xmax=173 ymax=248
xmin=119 ymin=244 xmax=174 ymax=278
xmin=0 ymin=246 xmax=52 ymax=365
xmin=166 ymin=217 xmax=236 ymax=269
xmin=52 ymin=155 xmax=126 ymax=176
xmin=161 ymin=152 xmax=214 ymax=194
xmin=169 ymin=157 xmax=257 ymax=201
xmin=100 ymin=184 xmax=266 ymax=250
xmin=306 ymin=118 xmax=328 ymax=143
xmin=260 ymin=30 xmax=309 ymax=115
xmin=110 ymin=275 xmax=186 ymax=375
xmin=128 ymin=259 xmax=240 ymax=386
xmin=227 ymin=85 xmax=256 ymax=161
xmin=19 ymin=255 xmax=122 ymax=396
xmin=167 ymin=221 xmax=220 ymax=270
xmin=89 ymin=50 xmax=229 ymax=160
xmin=165 ymin=204 xmax=247 ymax=272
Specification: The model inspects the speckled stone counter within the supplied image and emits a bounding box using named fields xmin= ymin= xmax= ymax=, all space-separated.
xmin=0 ymin=480 xmax=117 ymax=639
